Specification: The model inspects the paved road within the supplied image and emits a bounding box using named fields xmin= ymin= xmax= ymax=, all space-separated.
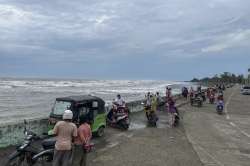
xmin=183 ymin=85 xmax=250 ymax=166
xmin=88 ymin=109 xmax=203 ymax=166
xmin=1 ymin=86 xmax=249 ymax=166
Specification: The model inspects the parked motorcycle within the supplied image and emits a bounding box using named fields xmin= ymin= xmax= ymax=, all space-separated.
xmin=216 ymin=100 xmax=224 ymax=114
xmin=190 ymin=95 xmax=203 ymax=107
xmin=5 ymin=120 xmax=55 ymax=166
xmin=107 ymin=106 xmax=130 ymax=130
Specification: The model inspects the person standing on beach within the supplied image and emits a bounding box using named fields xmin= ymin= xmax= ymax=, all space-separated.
xmin=165 ymin=86 xmax=172 ymax=111
xmin=152 ymin=94 xmax=157 ymax=112
xmin=156 ymin=92 xmax=163 ymax=111
xmin=73 ymin=116 xmax=92 ymax=166
xmin=182 ymin=87 xmax=188 ymax=99
xmin=189 ymin=87 xmax=194 ymax=98
xmin=53 ymin=110 xmax=78 ymax=166
xmin=166 ymin=86 xmax=172 ymax=99
xmin=167 ymin=96 xmax=178 ymax=125
xmin=145 ymin=92 xmax=152 ymax=119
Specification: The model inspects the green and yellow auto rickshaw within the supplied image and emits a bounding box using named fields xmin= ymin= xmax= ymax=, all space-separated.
xmin=48 ymin=95 xmax=106 ymax=137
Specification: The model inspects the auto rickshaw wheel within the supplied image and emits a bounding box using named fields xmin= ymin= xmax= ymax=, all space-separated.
xmin=96 ymin=126 xmax=105 ymax=137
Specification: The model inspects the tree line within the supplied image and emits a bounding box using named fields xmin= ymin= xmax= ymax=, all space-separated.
xmin=191 ymin=72 xmax=247 ymax=84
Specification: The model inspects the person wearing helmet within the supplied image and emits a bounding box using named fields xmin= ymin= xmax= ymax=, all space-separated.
xmin=53 ymin=110 xmax=78 ymax=166
xmin=217 ymin=91 xmax=224 ymax=101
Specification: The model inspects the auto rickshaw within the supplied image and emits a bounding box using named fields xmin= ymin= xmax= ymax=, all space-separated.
xmin=48 ymin=95 xmax=106 ymax=137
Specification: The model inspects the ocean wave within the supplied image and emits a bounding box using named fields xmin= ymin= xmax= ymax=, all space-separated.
xmin=0 ymin=79 xmax=176 ymax=89
xmin=0 ymin=78 xmax=192 ymax=123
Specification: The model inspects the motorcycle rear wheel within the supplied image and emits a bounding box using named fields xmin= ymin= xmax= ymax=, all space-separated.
xmin=120 ymin=120 xmax=129 ymax=130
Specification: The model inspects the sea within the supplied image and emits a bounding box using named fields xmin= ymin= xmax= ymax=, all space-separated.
xmin=0 ymin=78 xmax=194 ymax=124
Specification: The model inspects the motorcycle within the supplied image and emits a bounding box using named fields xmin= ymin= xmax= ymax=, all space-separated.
xmin=5 ymin=120 xmax=55 ymax=166
xmin=107 ymin=106 xmax=130 ymax=130
xmin=217 ymin=100 xmax=224 ymax=114
xmin=190 ymin=95 xmax=203 ymax=107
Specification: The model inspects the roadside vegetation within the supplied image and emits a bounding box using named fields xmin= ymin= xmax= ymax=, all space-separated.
xmin=191 ymin=71 xmax=250 ymax=84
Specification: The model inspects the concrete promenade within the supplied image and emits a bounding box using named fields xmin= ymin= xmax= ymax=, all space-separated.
xmin=1 ymin=86 xmax=249 ymax=166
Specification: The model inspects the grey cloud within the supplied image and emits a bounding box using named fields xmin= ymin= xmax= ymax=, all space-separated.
xmin=1 ymin=0 xmax=250 ymax=62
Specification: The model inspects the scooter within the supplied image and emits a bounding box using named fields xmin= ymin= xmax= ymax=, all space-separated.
xmin=216 ymin=100 xmax=224 ymax=114
xmin=107 ymin=106 xmax=130 ymax=130
xmin=5 ymin=120 xmax=55 ymax=166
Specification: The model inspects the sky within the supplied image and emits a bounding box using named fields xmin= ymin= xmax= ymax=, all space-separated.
xmin=0 ymin=0 xmax=250 ymax=80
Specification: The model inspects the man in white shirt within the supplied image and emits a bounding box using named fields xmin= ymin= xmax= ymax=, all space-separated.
xmin=114 ymin=94 xmax=125 ymax=107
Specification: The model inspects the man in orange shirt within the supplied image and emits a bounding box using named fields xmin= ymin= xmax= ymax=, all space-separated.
xmin=53 ymin=110 xmax=78 ymax=166
xmin=73 ymin=116 xmax=92 ymax=166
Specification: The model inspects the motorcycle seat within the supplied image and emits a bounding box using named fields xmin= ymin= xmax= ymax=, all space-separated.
xmin=42 ymin=137 xmax=56 ymax=149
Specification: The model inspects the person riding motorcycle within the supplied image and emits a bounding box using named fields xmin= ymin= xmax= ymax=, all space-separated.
xmin=216 ymin=91 xmax=224 ymax=113
xmin=209 ymin=90 xmax=216 ymax=103
xmin=217 ymin=92 xmax=224 ymax=101
xmin=114 ymin=94 xmax=125 ymax=107
xmin=108 ymin=94 xmax=126 ymax=123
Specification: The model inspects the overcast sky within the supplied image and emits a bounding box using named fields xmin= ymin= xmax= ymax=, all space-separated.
xmin=0 ymin=0 xmax=249 ymax=80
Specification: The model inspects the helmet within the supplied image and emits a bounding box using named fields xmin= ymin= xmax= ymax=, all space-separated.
xmin=63 ymin=110 xmax=73 ymax=120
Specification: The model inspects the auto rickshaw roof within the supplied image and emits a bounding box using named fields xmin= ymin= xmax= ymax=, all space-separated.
xmin=56 ymin=95 xmax=105 ymax=105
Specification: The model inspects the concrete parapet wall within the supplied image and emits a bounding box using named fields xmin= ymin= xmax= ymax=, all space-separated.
xmin=0 ymin=119 xmax=48 ymax=148
xmin=0 ymin=94 xmax=183 ymax=148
